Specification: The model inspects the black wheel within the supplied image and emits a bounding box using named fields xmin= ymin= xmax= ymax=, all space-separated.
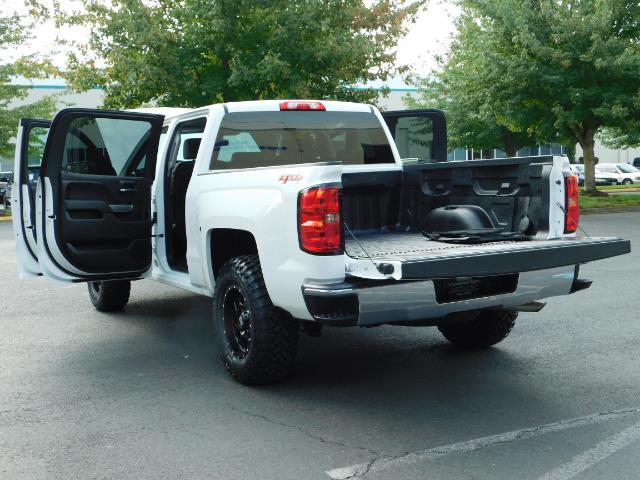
xmin=214 ymin=255 xmax=299 ymax=385
xmin=622 ymin=178 xmax=633 ymax=185
xmin=438 ymin=310 xmax=517 ymax=349
xmin=87 ymin=280 xmax=131 ymax=312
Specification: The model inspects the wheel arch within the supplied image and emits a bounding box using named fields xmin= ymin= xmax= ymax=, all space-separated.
xmin=209 ymin=228 xmax=259 ymax=281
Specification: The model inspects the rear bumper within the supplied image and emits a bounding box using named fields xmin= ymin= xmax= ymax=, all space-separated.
xmin=303 ymin=265 xmax=585 ymax=327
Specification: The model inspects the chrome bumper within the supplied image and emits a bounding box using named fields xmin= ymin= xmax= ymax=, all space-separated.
xmin=302 ymin=266 xmax=580 ymax=327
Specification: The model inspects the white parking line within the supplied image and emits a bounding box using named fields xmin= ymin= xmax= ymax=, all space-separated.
xmin=534 ymin=420 xmax=640 ymax=480
xmin=325 ymin=407 xmax=640 ymax=479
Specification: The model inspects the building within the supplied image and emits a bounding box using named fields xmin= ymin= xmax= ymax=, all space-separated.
xmin=575 ymin=142 xmax=640 ymax=165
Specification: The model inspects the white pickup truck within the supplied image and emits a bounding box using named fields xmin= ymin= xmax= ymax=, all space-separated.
xmin=13 ymin=100 xmax=630 ymax=384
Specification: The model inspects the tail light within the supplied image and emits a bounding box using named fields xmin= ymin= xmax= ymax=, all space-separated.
xmin=298 ymin=185 xmax=343 ymax=254
xmin=280 ymin=101 xmax=325 ymax=111
xmin=564 ymin=175 xmax=579 ymax=234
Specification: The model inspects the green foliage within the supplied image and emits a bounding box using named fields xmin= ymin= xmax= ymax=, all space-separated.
xmin=599 ymin=127 xmax=640 ymax=150
xmin=579 ymin=194 xmax=640 ymax=210
xmin=405 ymin=26 xmax=536 ymax=157
xmin=48 ymin=0 xmax=422 ymax=109
xmin=443 ymin=0 xmax=640 ymax=191
xmin=406 ymin=74 xmax=535 ymax=157
xmin=0 ymin=14 xmax=58 ymax=160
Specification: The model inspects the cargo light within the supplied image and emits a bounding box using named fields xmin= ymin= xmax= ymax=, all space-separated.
xmin=298 ymin=186 xmax=343 ymax=255
xmin=564 ymin=175 xmax=580 ymax=234
xmin=280 ymin=101 xmax=326 ymax=111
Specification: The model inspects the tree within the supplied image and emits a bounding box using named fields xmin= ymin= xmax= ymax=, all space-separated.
xmin=0 ymin=14 xmax=58 ymax=161
xmin=600 ymin=127 xmax=640 ymax=150
xmin=405 ymin=18 xmax=536 ymax=158
xmin=449 ymin=0 xmax=640 ymax=193
xmin=406 ymin=74 xmax=535 ymax=158
xmin=41 ymin=0 xmax=422 ymax=109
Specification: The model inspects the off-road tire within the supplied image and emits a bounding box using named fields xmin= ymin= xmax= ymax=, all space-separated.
xmin=87 ymin=280 xmax=131 ymax=312
xmin=438 ymin=310 xmax=517 ymax=349
xmin=214 ymin=255 xmax=299 ymax=385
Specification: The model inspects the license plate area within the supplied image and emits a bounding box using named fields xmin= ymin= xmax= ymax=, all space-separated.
xmin=434 ymin=274 xmax=519 ymax=303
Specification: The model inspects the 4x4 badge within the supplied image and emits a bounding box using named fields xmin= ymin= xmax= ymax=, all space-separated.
xmin=279 ymin=174 xmax=303 ymax=184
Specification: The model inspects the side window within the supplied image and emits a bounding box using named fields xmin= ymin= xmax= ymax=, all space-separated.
xmin=25 ymin=125 xmax=50 ymax=183
xmin=393 ymin=116 xmax=434 ymax=160
xmin=61 ymin=117 xmax=153 ymax=176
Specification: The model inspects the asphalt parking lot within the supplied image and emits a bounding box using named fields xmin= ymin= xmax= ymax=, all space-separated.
xmin=1 ymin=213 xmax=639 ymax=480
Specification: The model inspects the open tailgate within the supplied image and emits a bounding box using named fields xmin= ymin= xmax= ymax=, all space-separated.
xmin=345 ymin=233 xmax=630 ymax=280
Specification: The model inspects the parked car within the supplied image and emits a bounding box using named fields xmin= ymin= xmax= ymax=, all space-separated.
xmin=633 ymin=157 xmax=640 ymax=169
xmin=615 ymin=163 xmax=640 ymax=183
xmin=0 ymin=172 xmax=14 ymax=209
xmin=570 ymin=165 xmax=585 ymax=185
xmin=12 ymin=102 xmax=630 ymax=384
xmin=574 ymin=164 xmax=617 ymax=186
xmin=596 ymin=163 xmax=640 ymax=184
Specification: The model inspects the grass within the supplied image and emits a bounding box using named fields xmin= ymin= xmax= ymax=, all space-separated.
xmin=591 ymin=184 xmax=640 ymax=193
xmin=580 ymin=193 xmax=640 ymax=209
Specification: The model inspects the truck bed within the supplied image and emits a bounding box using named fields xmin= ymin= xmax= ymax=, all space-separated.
xmin=345 ymin=232 xmax=630 ymax=279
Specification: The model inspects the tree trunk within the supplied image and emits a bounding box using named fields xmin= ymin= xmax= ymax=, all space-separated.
xmin=581 ymin=131 xmax=597 ymax=193
xmin=501 ymin=130 xmax=518 ymax=158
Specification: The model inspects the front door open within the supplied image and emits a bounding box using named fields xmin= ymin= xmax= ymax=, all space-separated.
xmin=13 ymin=119 xmax=51 ymax=277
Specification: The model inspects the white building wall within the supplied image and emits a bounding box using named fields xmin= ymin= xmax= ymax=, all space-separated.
xmin=575 ymin=141 xmax=640 ymax=165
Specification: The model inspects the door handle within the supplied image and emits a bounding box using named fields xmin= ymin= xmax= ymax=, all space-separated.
xmin=109 ymin=204 xmax=134 ymax=213
xmin=119 ymin=187 xmax=137 ymax=193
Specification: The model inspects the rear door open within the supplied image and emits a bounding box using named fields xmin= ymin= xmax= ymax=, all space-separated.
xmin=24 ymin=108 xmax=164 ymax=282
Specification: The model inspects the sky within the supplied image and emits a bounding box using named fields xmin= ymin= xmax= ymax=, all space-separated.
xmin=1 ymin=0 xmax=460 ymax=86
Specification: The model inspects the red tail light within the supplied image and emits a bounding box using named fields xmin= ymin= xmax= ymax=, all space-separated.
xmin=298 ymin=186 xmax=343 ymax=254
xmin=564 ymin=175 xmax=580 ymax=234
xmin=280 ymin=101 xmax=326 ymax=111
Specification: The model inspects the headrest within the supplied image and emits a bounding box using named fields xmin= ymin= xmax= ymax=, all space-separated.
xmin=183 ymin=138 xmax=202 ymax=160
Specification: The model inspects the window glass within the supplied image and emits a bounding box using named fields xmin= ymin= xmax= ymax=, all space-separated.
xmin=61 ymin=117 xmax=152 ymax=176
xmin=26 ymin=126 xmax=49 ymax=183
xmin=168 ymin=118 xmax=206 ymax=165
xmin=210 ymin=111 xmax=394 ymax=170
xmin=597 ymin=165 xmax=616 ymax=173
xmin=618 ymin=164 xmax=638 ymax=173
xmin=392 ymin=116 xmax=433 ymax=160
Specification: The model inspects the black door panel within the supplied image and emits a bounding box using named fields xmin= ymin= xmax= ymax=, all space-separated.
xmin=57 ymin=173 xmax=152 ymax=273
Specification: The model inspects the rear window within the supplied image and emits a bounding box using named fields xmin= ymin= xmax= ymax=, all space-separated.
xmin=210 ymin=111 xmax=394 ymax=170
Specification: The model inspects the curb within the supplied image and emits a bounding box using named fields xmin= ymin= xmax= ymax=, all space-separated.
xmin=0 ymin=215 xmax=12 ymax=222
xmin=581 ymin=206 xmax=640 ymax=215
